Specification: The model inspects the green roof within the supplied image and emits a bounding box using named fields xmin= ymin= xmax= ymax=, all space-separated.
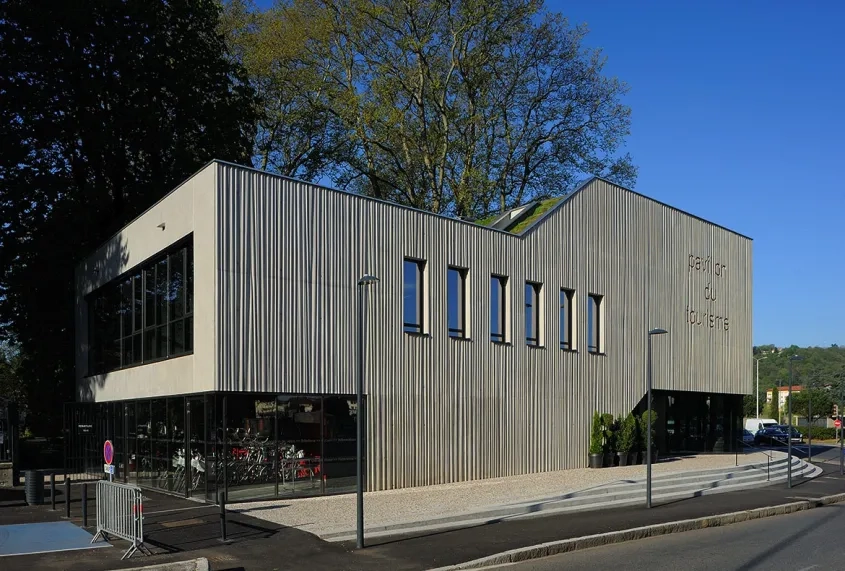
xmin=475 ymin=197 xmax=563 ymax=234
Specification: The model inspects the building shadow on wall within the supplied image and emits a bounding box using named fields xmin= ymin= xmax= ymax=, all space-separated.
xmin=75 ymin=235 xmax=131 ymax=403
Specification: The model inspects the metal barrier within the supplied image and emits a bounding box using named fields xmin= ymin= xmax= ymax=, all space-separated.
xmin=90 ymin=480 xmax=151 ymax=560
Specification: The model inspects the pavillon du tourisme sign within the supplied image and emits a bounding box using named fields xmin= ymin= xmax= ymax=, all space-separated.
xmin=685 ymin=253 xmax=730 ymax=332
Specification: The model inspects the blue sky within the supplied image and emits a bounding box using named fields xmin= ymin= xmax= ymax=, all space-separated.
xmin=550 ymin=0 xmax=844 ymax=347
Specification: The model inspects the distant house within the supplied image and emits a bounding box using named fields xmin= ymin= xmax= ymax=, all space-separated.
xmin=766 ymin=386 xmax=803 ymax=408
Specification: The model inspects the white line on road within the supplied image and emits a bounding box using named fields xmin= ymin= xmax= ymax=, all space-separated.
xmin=796 ymin=565 xmax=819 ymax=571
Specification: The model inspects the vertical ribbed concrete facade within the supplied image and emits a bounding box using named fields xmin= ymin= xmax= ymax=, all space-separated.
xmin=77 ymin=160 xmax=753 ymax=491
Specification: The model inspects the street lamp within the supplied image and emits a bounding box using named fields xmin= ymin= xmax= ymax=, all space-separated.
xmin=356 ymin=274 xmax=379 ymax=549
xmin=646 ymin=327 xmax=668 ymax=509
xmin=787 ymin=354 xmax=802 ymax=489
xmin=754 ymin=355 xmax=768 ymax=421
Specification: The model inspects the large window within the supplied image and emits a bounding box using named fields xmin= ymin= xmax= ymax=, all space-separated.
xmin=588 ymin=293 xmax=604 ymax=354
xmin=403 ymin=258 xmax=426 ymax=334
xmin=447 ymin=266 xmax=468 ymax=339
xmin=560 ymin=288 xmax=575 ymax=351
xmin=88 ymin=238 xmax=194 ymax=374
xmin=490 ymin=275 xmax=508 ymax=343
xmin=525 ymin=281 xmax=542 ymax=346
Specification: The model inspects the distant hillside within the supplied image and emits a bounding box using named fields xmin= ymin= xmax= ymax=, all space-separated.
xmin=753 ymin=344 xmax=845 ymax=390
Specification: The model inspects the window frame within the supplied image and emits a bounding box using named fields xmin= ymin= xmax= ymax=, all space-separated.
xmin=560 ymin=288 xmax=575 ymax=351
xmin=490 ymin=274 xmax=509 ymax=344
xmin=588 ymin=293 xmax=604 ymax=354
xmin=86 ymin=237 xmax=194 ymax=376
xmin=525 ymin=281 xmax=542 ymax=347
xmin=447 ymin=266 xmax=469 ymax=340
xmin=403 ymin=257 xmax=426 ymax=335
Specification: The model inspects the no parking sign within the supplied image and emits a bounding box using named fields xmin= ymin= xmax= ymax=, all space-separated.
xmin=103 ymin=440 xmax=115 ymax=481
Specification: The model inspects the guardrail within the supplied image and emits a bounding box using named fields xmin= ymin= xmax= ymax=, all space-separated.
xmin=90 ymin=480 xmax=151 ymax=560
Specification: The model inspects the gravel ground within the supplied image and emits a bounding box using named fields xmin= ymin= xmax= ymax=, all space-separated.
xmin=229 ymin=451 xmax=778 ymax=538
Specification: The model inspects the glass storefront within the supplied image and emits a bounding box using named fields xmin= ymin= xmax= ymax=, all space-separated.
xmin=64 ymin=392 xmax=362 ymax=503
xmin=642 ymin=390 xmax=744 ymax=454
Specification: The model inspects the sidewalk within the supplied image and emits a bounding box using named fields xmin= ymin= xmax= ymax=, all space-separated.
xmin=2 ymin=447 xmax=842 ymax=571
xmin=229 ymin=451 xmax=775 ymax=540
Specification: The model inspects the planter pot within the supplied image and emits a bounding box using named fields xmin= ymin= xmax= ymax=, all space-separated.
xmin=604 ymin=453 xmax=616 ymax=467
xmin=628 ymin=452 xmax=637 ymax=466
xmin=617 ymin=452 xmax=629 ymax=466
xmin=588 ymin=453 xmax=603 ymax=469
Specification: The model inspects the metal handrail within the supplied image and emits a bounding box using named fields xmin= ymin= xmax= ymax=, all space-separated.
xmin=735 ymin=439 xmax=776 ymax=481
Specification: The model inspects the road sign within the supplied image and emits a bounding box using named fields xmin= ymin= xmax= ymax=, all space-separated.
xmin=103 ymin=440 xmax=114 ymax=465
xmin=835 ymin=419 xmax=842 ymax=428
xmin=103 ymin=463 xmax=115 ymax=475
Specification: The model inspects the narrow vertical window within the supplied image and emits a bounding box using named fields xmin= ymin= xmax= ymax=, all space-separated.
xmin=447 ymin=266 xmax=468 ymax=339
xmin=560 ymin=288 xmax=574 ymax=350
xmin=490 ymin=275 xmax=508 ymax=343
xmin=525 ymin=281 xmax=542 ymax=346
xmin=588 ymin=293 xmax=604 ymax=354
xmin=403 ymin=258 xmax=425 ymax=334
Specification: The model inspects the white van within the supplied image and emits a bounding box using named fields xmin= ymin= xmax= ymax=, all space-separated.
xmin=745 ymin=418 xmax=778 ymax=433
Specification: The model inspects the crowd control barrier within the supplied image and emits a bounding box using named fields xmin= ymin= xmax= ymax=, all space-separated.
xmin=90 ymin=480 xmax=151 ymax=559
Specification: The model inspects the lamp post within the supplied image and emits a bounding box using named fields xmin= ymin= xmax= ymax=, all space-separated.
xmin=647 ymin=327 xmax=668 ymax=509
xmin=754 ymin=356 xmax=768 ymax=421
xmin=787 ymin=354 xmax=802 ymax=489
xmin=835 ymin=372 xmax=845 ymax=476
xmin=356 ymin=274 xmax=379 ymax=549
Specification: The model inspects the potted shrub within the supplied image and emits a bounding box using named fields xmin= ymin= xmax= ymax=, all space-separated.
xmin=589 ymin=411 xmax=603 ymax=468
xmin=602 ymin=413 xmax=617 ymax=467
xmin=617 ymin=413 xmax=636 ymax=466
xmin=641 ymin=410 xmax=659 ymax=463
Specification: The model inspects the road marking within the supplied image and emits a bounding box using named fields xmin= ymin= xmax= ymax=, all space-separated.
xmin=785 ymin=496 xmax=823 ymax=500
xmin=796 ymin=565 xmax=819 ymax=571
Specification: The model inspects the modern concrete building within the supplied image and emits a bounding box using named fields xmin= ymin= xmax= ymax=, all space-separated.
xmin=69 ymin=160 xmax=752 ymax=501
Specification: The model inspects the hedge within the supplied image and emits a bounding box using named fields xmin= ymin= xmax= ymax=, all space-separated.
xmin=805 ymin=426 xmax=837 ymax=440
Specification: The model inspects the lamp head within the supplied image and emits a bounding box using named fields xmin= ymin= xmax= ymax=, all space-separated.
xmin=648 ymin=328 xmax=668 ymax=336
xmin=357 ymin=274 xmax=380 ymax=286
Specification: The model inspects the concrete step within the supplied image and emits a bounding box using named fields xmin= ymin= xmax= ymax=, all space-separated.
xmin=318 ymin=457 xmax=821 ymax=542
xmin=505 ymin=457 xmax=795 ymax=505
xmin=498 ymin=459 xmax=812 ymax=512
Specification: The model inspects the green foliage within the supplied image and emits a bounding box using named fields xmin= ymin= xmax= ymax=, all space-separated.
xmin=786 ymin=389 xmax=834 ymax=422
xmin=743 ymin=392 xmax=765 ymax=418
xmin=223 ymin=0 xmax=637 ymax=219
xmin=0 ymin=0 xmax=257 ymax=433
xmin=640 ymin=410 xmax=658 ymax=450
xmin=753 ymin=345 xmax=845 ymax=395
xmin=617 ymin=413 xmax=636 ymax=454
xmin=806 ymin=426 xmax=837 ymax=441
xmin=601 ymin=413 xmax=616 ymax=453
xmin=764 ymin=394 xmax=780 ymax=422
xmin=589 ymin=411 xmax=603 ymax=455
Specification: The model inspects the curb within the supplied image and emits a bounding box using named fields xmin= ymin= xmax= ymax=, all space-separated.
xmin=119 ymin=557 xmax=210 ymax=571
xmin=427 ymin=493 xmax=845 ymax=571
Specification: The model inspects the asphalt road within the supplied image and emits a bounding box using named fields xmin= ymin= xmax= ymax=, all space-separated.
xmin=497 ymin=502 xmax=845 ymax=571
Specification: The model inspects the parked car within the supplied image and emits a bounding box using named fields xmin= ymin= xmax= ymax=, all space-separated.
xmin=742 ymin=429 xmax=755 ymax=446
xmin=754 ymin=427 xmax=790 ymax=446
xmin=745 ymin=418 xmax=779 ymax=433
xmin=776 ymin=425 xmax=804 ymax=443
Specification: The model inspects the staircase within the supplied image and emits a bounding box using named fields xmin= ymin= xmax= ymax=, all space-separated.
xmin=319 ymin=455 xmax=822 ymax=542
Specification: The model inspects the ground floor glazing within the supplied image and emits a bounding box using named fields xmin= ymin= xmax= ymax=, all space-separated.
xmin=642 ymin=390 xmax=744 ymax=454
xmin=64 ymin=392 xmax=362 ymax=503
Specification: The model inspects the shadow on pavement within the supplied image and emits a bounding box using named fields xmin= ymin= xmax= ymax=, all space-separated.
xmin=733 ymin=504 xmax=845 ymax=571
